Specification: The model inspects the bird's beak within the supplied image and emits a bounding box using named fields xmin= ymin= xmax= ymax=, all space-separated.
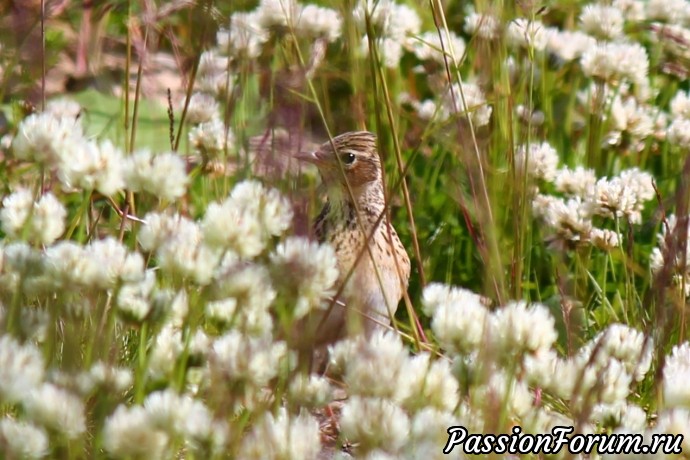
xmin=295 ymin=149 xmax=325 ymax=165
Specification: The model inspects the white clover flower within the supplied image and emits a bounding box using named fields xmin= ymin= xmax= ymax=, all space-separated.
xmin=341 ymin=396 xmax=410 ymax=455
xmin=270 ymin=237 xmax=338 ymax=319
xmin=410 ymin=30 xmax=465 ymax=64
xmin=408 ymin=98 xmax=440 ymax=120
xmin=12 ymin=112 xmax=82 ymax=166
xmin=116 ymin=270 xmax=156 ymax=322
xmin=168 ymin=288 xmax=189 ymax=327
xmin=2 ymin=242 xmax=44 ymax=280
xmin=523 ymin=349 xmax=562 ymax=389
xmin=613 ymin=0 xmax=646 ymax=21
xmin=515 ymin=104 xmax=545 ymax=126
xmin=103 ymin=405 xmax=169 ymax=459
xmin=0 ymin=336 xmax=45 ymax=404
xmin=123 ymin=150 xmax=188 ymax=201
xmin=586 ymin=170 xmax=654 ymax=224
xmin=649 ymin=214 xmax=690 ymax=296
xmin=647 ymin=0 xmax=690 ymax=24
xmin=184 ymin=92 xmax=219 ymax=124
xmin=147 ymin=326 xmax=208 ymax=382
xmin=297 ymin=4 xmax=342 ymax=42
xmin=506 ymin=18 xmax=548 ymax=51
xmin=572 ymin=355 xmax=633 ymax=406
xmin=144 ymin=389 xmax=225 ymax=449
xmin=1 ymin=188 xmax=34 ymax=238
xmin=464 ymin=12 xmax=500 ymax=40
xmin=580 ymin=4 xmax=625 ymax=40
xmin=668 ymin=118 xmax=690 ymax=150
xmin=80 ymin=237 xmax=145 ymax=289
xmin=580 ymin=324 xmax=653 ymax=381
xmin=338 ymin=331 xmax=409 ymax=400
xmin=76 ymin=361 xmax=133 ymax=395
xmin=360 ymin=35 xmax=405 ymax=69
xmin=532 ymin=194 xmax=593 ymax=242
xmin=211 ymin=331 xmax=289 ymax=388
xmin=0 ymin=418 xmax=48 ymax=459
xmin=287 ymin=374 xmax=332 ymax=408
xmin=491 ymin=301 xmax=557 ymax=355
xmin=670 ymin=89 xmax=690 ymax=119
xmin=546 ymin=28 xmax=597 ymax=62
xmin=203 ymin=180 xmax=292 ymax=258
xmin=441 ymin=82 xmax=492 ymax=127
xmin=664 ymin=342 xmax=690 ymax=408
xmin=395 ymin=353 xmax=459 ymax=413
xmin=581 ymin=41 xmax=649 ymax=85
xmin=554 ymin=166 xmax=597 ymax=197
xmin=355 ymin=0 xmax=421 ymax=43
xmin=256 ymin=0 xmax=300 ymax=29
xmin=188 ymin=117 xmax=234 ymax=158
xmin=422 ymin=283 xmax=488 ymax=353
xmin=409 ymin=408 xmax=458 ymax=448
xmin=197 ymin=51 xmax=232 ymax=94
xmin=607 ymin=95 xmax=655 ymax=146
xmin=355 ymin=0 xmax=420 ymax=68
xmin=140 ymin=212 xmax=221 ymax=285
xmin=655 ymin=408 xmax=690 ymax=451
xmin=58 ymin=139 xmax=125 ymax=196
xmin=23 ymin=383 xmax=86 ymax=439
xmin=514 ymin=141 xmax=559 ymax=181
xmin=148 ymin=324 xmax=184 ymax=379
xmin=1 ymin=189 xmax=66 ymax=245
xmin=211 ymin=263 xmax=276 ymax=336
xmin=205 ymin=297 xmax=238 ymax=326
xmin=591 ymin=402 xmax=648 ymax=431
xmin=46 ymin=98 xmax=82 ymax=120
xmin=471 ymin=371 xmax=533 ymax=418
xmin=239 ymin=407 xmax=320 ymax=459
xmin=590 ymin=228 xmax=621 ymax=250
xmin=588 ymin=177 xmax=633 ymax=221
xmin=138 ymin=212 xmax=187 ymax=252
xmin=218 ymin=12 xmax=267 ymax=58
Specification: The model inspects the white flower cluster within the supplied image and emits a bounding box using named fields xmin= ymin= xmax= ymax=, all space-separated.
xmin=506 ymin=18 xmax=548 ymax=51
xmin=464 ymin=11 xmax=501 ymax=40
xmin=664 ymin=342 xmax=690 ymax=408
xmin=329 ymin=330 xmax=459 ymax=457
xmin=579 ymin=4 xmax=625 ymax=40
xmin=270 ymin=237 xmax=339 ymax=319
xmin=410 ymin=30 xmax=466 ymax=65
xmin=604 ymin=93 xmax=659 ymax=152
xmin=546 ymin=28 xmax=596 ymax=62
xmin=1 ymin=188 xmax=66 ymax=245
xmin=188 ymin=117 xmax=235 ymax=160
xmin=581 ymin=41 xmax=649 ymax=86
xmin=650 ymin=214 xmax=690 ymax=297
xmin=103 ymin=389 xmax=227 ymax=459
xmin=355 ymin=0 xmax=421 ymax=68
xmin=668 ymin=88 xmax=690 ymax=150
xmin=10 ymin=106 xmax=193 ymax=201
xmin=414 ymin=282 xmax=664 ymax=445
xmin=531 ymin=159 xmax=654 ymax=249
xmin=0 ymin=335 xmax=86 ymax=450
xmin=514 ymin=141 xmax=559 ymax=181
xmin=216 ymin=0 xmax=342 ymax=61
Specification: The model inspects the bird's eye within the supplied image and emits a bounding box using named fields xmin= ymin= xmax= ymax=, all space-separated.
xmin=342 ymin=152 xmax=356 ymax=165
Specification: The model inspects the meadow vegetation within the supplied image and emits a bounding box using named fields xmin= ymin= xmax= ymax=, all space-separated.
xmin=0 ymin=0 xmax=690 ymax=458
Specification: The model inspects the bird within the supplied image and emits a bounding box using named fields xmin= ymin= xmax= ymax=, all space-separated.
xmin=294 ymin=131 xmax=411 ymax=358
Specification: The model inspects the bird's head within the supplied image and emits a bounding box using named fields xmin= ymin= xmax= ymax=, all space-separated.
xmin=297 ymin=131 xmax=381 ymax=202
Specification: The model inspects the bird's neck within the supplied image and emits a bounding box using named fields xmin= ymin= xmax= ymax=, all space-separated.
xmin=326 ymin=181 xmax=386 ymax=221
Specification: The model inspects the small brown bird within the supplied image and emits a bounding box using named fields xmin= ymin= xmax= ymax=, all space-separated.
xmin=296 ymin=131 xmax=411 ymax=353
